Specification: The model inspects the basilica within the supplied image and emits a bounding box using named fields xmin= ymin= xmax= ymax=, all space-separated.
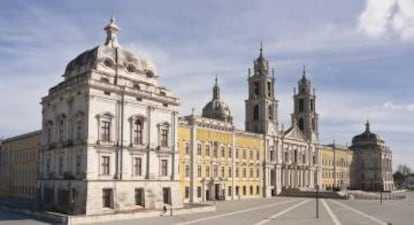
xmin=0 ymin=17 xmax=394 ymax=215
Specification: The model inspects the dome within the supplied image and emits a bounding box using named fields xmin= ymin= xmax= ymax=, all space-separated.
xmin=351 ymin=121 xmax=384 ymax=146
xmin=202 ymin=78 xmax=233 ymax=123
xmin=253 ymin=43 xmax=269 ymax=76
xmin=63 ymin=16 xmax=157 ymax=79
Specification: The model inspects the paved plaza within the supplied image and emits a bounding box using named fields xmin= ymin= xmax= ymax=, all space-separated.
xmin=1 ymin=193 xmax=414 ymax=225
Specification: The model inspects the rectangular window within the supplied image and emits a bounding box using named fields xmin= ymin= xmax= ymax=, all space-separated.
xmin=243 ymin=168 xmax=246 ymax=178
xmin=221 ymin=167 xmax=225 ymax=177
xmin=101 ymin=120 xmax=111 ymax=142
xmin=197 ymin=165 xmax=202 ymax=177
xmin=214 ymin=165 xmax=218 ymax=177
xmin=243 ymin=149 xmax=246 ymax=159
xmin=299 ymin=99 xmax=304 ymax=112
xmin=185 ymin=186 xmax=189 ymax=199
xmin=58 ymin=157 xmax=63 ymax=175
xmin=256 ymin=150 xmax=259 ymax=160
xmin=236 ymin=186 xmax=239 ymax=196
xmin=267 ymin=81 xmax=272 ymax=97
xmin=213 ymin=143 xmax=218 ymax=158
xmin=135 ymin=188 xmax=144 ymax=206
xmin=134 ymin=157 xmax=142 ymax=176
xmin=161 ymin=159 xmax=168 ymax=176
xmin=250 ymin=186 xmax=253 ymax=195
xmin=206 ymin=165 xmax=210 ymax=177
xmin=228 ymin=167 xmax=232 ymax=177
xmin=102 ymin=156 xmax=110 ymax=175
xmin=197 ymin=144 xmax=201 ymax=155
xmin=102 ymin=188 xmax=113 ymax=208
xmin=76 ymin=155 xmax=81 ymax=175
xmin=185 ymin=165 xmax=190 ymax=178
xmin=236 ymin=148 xmax=239 ymax=158
xmin=221 ymin=147 xmax=225 ymax=157
xmin=197 ymin=186 xmax=202 ymax=198
xmin=228 ymin=186 xmax=232 ymax=196
xmin=59 ymin=119 xmax=64 ymax=143
xmin=250 ymin=168 xmax=253 ymax=178
xmin=236 ymin=168 xmax=239 ymax=177
xmin=185 ymin=143 xmax=190 ymax=155
xmin=228 ymin=147 xmax=232 ymax=158
xmin=205 ymin=145 xmax=210 ymax=157
xmin=257 ymin=185 xmax=260 ymax=195
xmin=243 ymin=186 xmax=246 ymax=195
xmin=250 ymin=150 xmax=253 ymax=159
xmin=254 ymin=82 xmax=260 ymax=96
xmin=161 ymin=129 xmax=168 ymax=147
xmin=46 ymin=158 xmax=51 ymax=173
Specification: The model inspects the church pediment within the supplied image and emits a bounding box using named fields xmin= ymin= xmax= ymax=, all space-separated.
xmin=283 ymin=125 xmax=307 ymax=141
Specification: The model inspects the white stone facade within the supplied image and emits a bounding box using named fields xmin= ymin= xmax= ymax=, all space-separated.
xmin=37 ymin=17 xmax=182 ymax=215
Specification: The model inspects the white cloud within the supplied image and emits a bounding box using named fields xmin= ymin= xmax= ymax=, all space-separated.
xmin=358 ymin=0 xmax=414 ymax=41
xmin=382 ymin=101 xmax=414 ymax=111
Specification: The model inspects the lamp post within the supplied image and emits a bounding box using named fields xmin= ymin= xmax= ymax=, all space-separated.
xmin=380 ymin=184 xmax=383 ymax=205
xmin=316 ymin=184 xmax=320 ymax=219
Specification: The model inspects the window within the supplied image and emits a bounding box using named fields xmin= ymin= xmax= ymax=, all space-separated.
xmin=206 ymin=165 xmax=210 ymax=177
xmin=76 ymin=155 xmax=81 ymax=175
xmin=310 ymin=99 xmax=314 ymax=111
xmin=228 ymin=147 xmax=232 ymax=158
xmin=299 ymin=99 xmax=304 ymax=112
xmin=205 ymin=145 xmax=210 ymax=157
xmin=197 ymin=144 xmax=202 ymax=155
xmin=253 ymin=82 xmax=260 ymax=96
xmin=46 ymin=158 xmax=51 ymax=173
xmin=236 ymin=148 xmax=239 ymax=158
xmin=221 ymin=167 xmax=225 ymax=177
xmin=221 ymin=147 xmax=225 ymax=157
xmin=134 ymin=157 xmax=142 ymax=176
xmin=257 ymin=168 xmax=260 ymax=178
xmin=267 ymin=81 xmax=272 ymax=97
xmin=243 ymin=149 xmax=246 ymax=159
xmin=197 ymin=165 xmax=202 ymax=177
xmin=47 ymin=126 xmax=52 ymax=145
xmin=161 ymin=160 xmax=168 ymax=176
xmin=298 ymin=118 xmax=304 ymax=131
xmin=243 ymin=186 xmax=246 ymax=195
xmin=256 ymin=150 xmax=259 ymax=160
xmin=313 ymin=155 xmax=316 ymax=165
xmin=101 ymin=120 xmax=111 ymax=142
xmin=134 ymin=119 xmax=143 ymax=145
xmin=76 ymin=121 xmax=82 ymax=140
xmin=268 ymin=105 xmax=273 ymax=120
xmin=302 ymin=154 xmax=306 ymax=164
xmin=213 ymin=143 xmax=218 ymax=158
xmin=256 ymin=185 xmax=260 ymax=195
xmin=214 ymin=165 xmax=218 ymax=177
xmin=59 ymin=119 xmax=65 ymax=143
xmin=236 ymin=186 xmax=239 ymax=196
xmin=185 ymin=186 xmax=190 ymax=199
xmin=228 ymin=167 xmax=232 ymax=177
xmin=103 ymin=188 xmax=113 ymax=208
xmin=253 ymin=105 xmax=259 ymax=120
xmin=250 ymin=186 xmax=253 ymax=195
xmin=236 ymin=168 xmax=239 ymax=177
xmin=250 ymin=150 xmax=253 ymax=159
xmin=312 ymin=118 xmax=315 ymax=131
xmin=294 ymin=150 xmax=298 ymax=163
xmin=185 ymin=165 xmax=190 ymax=178
xmin=228 ymin=186 xmax=232 ymax=196
xmin=243 ymin=168 xmax=246 ymax=178
xmin=161 ymin=129 xmax=168 ymax=147
xmin=250 ymin=168 xmax=253 ymax=178
xmin=135 ymin=188 xmax=144 ymax=206
xmin=185 ymin=143 xmax=190 ymax=155
xmin=197 ymin=186 xmax=202 ymax=198
xmin=101 ymin=156 xmax=110 ymax=175
xmin=58 ymin=157 xmax=63 ymax=175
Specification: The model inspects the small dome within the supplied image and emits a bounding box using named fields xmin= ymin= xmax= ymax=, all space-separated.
xmin=351 ymin=121 xmax=384 ymax=146
xmin=201 ymin=78 xmax=233 ymax=123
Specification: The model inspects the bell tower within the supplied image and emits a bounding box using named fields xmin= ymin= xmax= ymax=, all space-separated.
xmin=292 ymin=66 xmax=319 ymax=143
xmin=245 ymin=44 xmax=278 ymax=136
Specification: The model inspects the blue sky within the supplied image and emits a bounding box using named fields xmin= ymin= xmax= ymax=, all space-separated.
xmin=0 ymin=0 xmax=413 ymax=170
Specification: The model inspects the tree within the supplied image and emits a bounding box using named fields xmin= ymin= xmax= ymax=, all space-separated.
xmin=393 ymin=171 xmax=405 ymax=188
xmin=397 ymin=164 xmax=411 ymax=176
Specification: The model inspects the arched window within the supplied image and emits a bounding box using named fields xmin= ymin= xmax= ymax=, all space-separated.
xmin=268 ymin=105 xmax=273 ymax=120
xmin=134 ymin=119 xmax=143 ymax=144
xmin=312 ymin=118 xmax=315 ymax=131
xmin=253 ymin=105 xmax=259 ymax=120
xmin=298 ymin=118 xmax=304 ymax=131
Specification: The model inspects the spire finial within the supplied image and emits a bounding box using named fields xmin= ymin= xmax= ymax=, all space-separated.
xmin=302 ymin=65 xmax=306 ymax=77
xmin=213 ymin=75 xmax=220 ymax=100
xmin=104 ymin=15 xmax=120 ymax=47
xmin=260 ymin=41 xmax=263 ymax=54
xmin=365 ymin=120 xmax=370 ymax=132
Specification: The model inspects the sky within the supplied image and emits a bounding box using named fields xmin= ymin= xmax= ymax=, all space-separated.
xmin=0 ymin=0 xmax=413 ymax=170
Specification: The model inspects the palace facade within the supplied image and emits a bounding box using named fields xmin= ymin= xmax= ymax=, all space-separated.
xmin=0 ymin=17 xmax=394 ymax=215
